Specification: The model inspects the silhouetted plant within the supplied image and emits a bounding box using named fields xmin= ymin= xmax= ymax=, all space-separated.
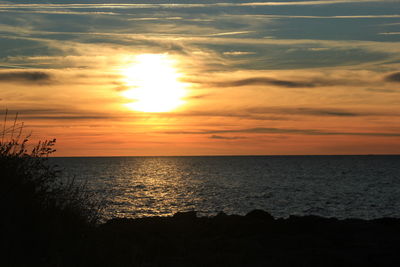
xmin=0 ymin=110 xmax=106 ymax=267
xmin=0 ymin=110 xmax=101 ymax=226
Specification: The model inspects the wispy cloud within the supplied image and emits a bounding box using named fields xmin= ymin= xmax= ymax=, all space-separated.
xmin=365 ymin=88 xmax=397 ymax=93
xmin=247 ymin=107 xmax=390 ymax=117
xmin=385 ymin=72 xmax=400 ymax=82
xmin=166 ymin=106 xmax=400 ymax=122
xmin=0 ymin=71 xmax=52 ymax=84
xmin=196 ymin=73 xmax=373 ymax=88
xmin=209 ymin=135 xmax=246 ymax=140
xmin=0 ymin=9 xmax=117 ymax=15
xmin=206 ymin=77 xmax=316 ymax=88
xmin=242 ymin=14 xmax=400 ymax=19
xmin=165 ymin=127 xmax=400 ymax=137
xmin=0 ymin=1 xmax=382 ymax=10
xmin=223 ymin=51 xmax=256 ymax=56
xmin=379 ymin=32 xmax=400 ymax=35
xmin=208 ymin=31 xmax=254 ymax=37
xmin=127 ymin=17 xmax=183 ymax=21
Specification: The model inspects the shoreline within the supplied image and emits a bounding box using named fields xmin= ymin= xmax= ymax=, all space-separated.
xmin=92 ymin=210 xmax=400 ymax=266
xmin=5 ymin=209 xmax=400 ymax=266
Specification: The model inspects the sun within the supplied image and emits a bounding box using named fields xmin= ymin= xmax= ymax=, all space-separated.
xmin=121 ymin=54 xmax=187 ymax=112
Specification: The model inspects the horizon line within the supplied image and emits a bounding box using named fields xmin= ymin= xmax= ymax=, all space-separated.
xmin=50 ymin=153 xmax=400 ymax=158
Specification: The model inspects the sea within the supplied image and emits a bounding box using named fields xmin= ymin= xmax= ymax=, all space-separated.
xmin=51 ymin=155 xmax=400 ymax=220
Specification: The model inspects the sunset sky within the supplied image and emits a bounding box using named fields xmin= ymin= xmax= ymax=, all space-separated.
xmin=1 ymin=0 xmax=399 ymax=156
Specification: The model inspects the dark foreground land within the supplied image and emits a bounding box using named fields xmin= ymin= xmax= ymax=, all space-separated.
xmin=4 ymin=210 xmax=400 ymax=267
xmin=3 ymin=134 xmax=400 ymax=266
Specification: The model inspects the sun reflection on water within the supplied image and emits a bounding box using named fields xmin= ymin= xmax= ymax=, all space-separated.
xmin=108 ymin=157 xmax=201 ymax=218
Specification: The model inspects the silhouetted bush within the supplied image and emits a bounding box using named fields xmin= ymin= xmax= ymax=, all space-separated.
xmin=0 ymin=112 xmax=101 ymax=265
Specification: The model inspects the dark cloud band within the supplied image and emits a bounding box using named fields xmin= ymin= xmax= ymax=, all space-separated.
xmin=165 ymin=127 xmax=400 ymax=137
xmin=208 ymin=77 xmax=316 ymax=88
xmin=0 ymin=71 xmax=51 ymax=83
xmin=247 ymin=107 xmax=379 ymax=117
xmin=385 ymin=72 xmax=400 ymax=83
xmin=209 ymin=135 xmax=245 ymax=140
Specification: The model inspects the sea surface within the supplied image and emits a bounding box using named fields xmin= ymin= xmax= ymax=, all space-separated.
xmin=51 ymin=155 xmax=400 ymax=220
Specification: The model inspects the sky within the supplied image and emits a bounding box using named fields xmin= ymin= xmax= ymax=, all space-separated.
xmin=0 ymin=0 xmax=399 ymax=156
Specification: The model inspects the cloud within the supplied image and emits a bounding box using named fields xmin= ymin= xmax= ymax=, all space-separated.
xmin=0 ymin=108 xmax=178 ymax=122
xmin=208 ymin=77 xmax=316 ymax=88
xmin=208 ymin=31 xmax=255 ymax=37
xmin=161 ymin=105 xmax=397 ymax=123
xmin=0 ymin=1 xmax=382 ymax=10
xmin=167 ymin=110 xmax=288 ymax=121
xmin=165 ymin=127 xmax=400 ymax=137
xmin=223 ymin=51 xmax=256 ymax=56
xmin=200 ymin=74 xmax=370 ymax=88
xmin=185 ymin=94 xmax=213 ymax=100
xmin=365 ymin=88 xmax=397 ymax=93
xmin=196 ymin=71 xmax=386 ymax=89
xmin=247 ymin=107 xmax=383 ymax=117
xmin=0 ymin=71 xmax=52 ymax=84
xmin=379 ymin=32 xmax=400 ymax=35
xmin=209 ymin=135 xmax=246 ymax=140
xmin=0 ymin=9 xmax=117 ymax=15
xmin=244 ymin=14 xmax=400 ymax=19
xmin=385 ymin=72 xmax=400 ymax=82
xmin=0 ymin=108 xmax=119 ymax=121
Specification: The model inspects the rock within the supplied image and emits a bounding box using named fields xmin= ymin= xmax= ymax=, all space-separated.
xmin=245 ymin=209 xmax=274 ymax=221
xmin=214 ymin=211 xmax=228 ymax=220
xmin=173 ymin=211 xmax=197 ymax=220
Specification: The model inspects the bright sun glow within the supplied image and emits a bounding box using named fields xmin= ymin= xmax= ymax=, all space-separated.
xmin=121 ymin=54 xmax=187 ymax=112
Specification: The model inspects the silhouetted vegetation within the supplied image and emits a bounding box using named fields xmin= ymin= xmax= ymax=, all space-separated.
xmin=1 ymin=111 xmax=101 ymax=265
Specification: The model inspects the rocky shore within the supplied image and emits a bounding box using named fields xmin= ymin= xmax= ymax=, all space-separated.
xmin=5 ymin=210 xmax=400 ymax=266
xmin=78 ymin=210 xmax=400 ymax=266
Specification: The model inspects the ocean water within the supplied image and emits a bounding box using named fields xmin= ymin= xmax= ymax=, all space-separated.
xmin=51 ymin=155 xmax=400 ymax=220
